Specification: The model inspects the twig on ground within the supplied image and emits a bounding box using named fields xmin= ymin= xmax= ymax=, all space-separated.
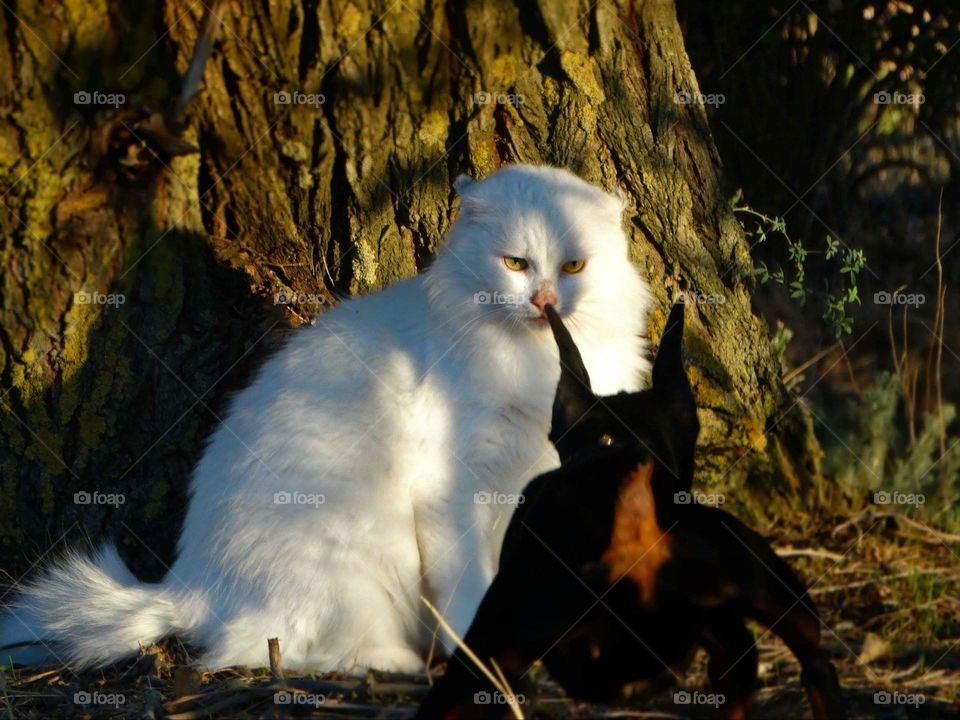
xmin=894 ymin=514 xmax=960 ymax=544
xmin=811 ymin=567 xmax=958 ymax=595
xmin=267 ymin=638 xmax=284 ymax=684
xmin=774 ymin=545 xmax=846 ymax=561
xmin=833 ymin=508 xmax=960 ymax=544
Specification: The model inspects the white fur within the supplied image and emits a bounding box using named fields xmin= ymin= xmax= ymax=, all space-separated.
xmin=1 ymin=165 xmax=651 ymax=674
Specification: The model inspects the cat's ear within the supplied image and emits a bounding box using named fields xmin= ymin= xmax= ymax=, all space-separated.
xmin=454 ymin=173 xmax=488 ymax=218
xmin=545 ymin=305 xmax=595 ymax=447
xmin=612 ymin=186 xmax=629 ymax=212
xmin=454 ymin=174 xmax=476 ymax=195
xmin=651 ymin=296 xmax=699 ymax=489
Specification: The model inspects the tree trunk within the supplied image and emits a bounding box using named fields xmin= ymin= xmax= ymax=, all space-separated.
xmin=0 ymin=0 xmax=822 ymax=580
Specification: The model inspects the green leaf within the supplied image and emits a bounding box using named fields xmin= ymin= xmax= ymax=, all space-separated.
xmin=825 ymin=235 xmax=839 ymax=259
xmin=755 ymin=262 xmax=770 ymax=283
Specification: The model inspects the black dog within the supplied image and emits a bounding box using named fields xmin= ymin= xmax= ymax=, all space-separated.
xmin=417 ymin=300 xmax=844 ymax=719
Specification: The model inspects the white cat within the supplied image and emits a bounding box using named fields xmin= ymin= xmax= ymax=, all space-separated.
xmin=1 ymin=165 xmax=651 ymax=674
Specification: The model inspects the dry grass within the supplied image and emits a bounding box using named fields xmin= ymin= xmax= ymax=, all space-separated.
xmin=1 ymin=509 xmax=957 ymax=719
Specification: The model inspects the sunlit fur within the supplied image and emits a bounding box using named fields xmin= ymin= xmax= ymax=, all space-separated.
xmin=0 ymin=165 xmax=651 ymax=674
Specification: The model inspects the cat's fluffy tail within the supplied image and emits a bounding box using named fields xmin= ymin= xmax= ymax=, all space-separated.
xmin=0 ymin=545 xmax=191 ymax=667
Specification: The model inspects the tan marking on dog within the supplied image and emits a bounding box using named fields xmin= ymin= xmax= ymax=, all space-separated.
xmin=601 ymin=462 xmax=671 ymax=605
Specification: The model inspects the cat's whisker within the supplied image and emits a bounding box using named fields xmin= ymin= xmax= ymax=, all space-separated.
xmin=444 ymin=306 xmax=502 ymax=343
xmin=424 ymin=307 xmax=511 ymax=373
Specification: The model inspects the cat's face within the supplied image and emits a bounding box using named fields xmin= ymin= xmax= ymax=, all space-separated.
xmin=431 ymin=166 xmax=636 ymax=331
xmin=546 ymin=300 xmax=699 ymax=489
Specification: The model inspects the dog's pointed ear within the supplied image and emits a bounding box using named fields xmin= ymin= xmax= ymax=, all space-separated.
xmin=652 ymin=298 xmax=686 ymax=389
xmin=545 ymin=305 xmax=594 ymax=448
xmin=652 ymin=297 xmax=699 ymax=489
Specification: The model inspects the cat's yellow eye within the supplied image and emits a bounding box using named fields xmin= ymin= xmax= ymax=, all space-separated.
xmin=599 ymin=433 xmax=615 ymax=446
xmin=562 ymin=259 xmax=586 ymax=274
xmin=503 ymin=256 xmax=529 ymax=271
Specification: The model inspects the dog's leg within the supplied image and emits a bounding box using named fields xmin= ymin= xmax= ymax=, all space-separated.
xmin=707 ymin=512 xmax=846 ymax=720
xmin=752 ymin=599 xmax=846 ymax=720
xmin=701 ymin=612 xmax=757 ymax=720
xmin=739 ymin=548 xmax=845 ymax=720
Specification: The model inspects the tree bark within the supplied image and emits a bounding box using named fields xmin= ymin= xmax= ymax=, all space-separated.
xmin=0 ymin=0 xmax=822 ymax=579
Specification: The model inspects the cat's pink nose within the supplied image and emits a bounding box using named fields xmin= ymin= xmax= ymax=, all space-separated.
xmin=530 ymin=287 xmax=558 ymax=314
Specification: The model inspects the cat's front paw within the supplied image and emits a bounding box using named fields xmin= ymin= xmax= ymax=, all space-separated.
xmin=353 ymin=646 xmax=426 ymax=674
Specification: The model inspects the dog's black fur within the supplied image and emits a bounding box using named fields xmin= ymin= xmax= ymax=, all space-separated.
xmin=417 ymin=300 xmax=844 ymax=720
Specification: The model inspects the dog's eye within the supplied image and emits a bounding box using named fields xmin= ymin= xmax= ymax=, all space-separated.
xmin=598 ymin=433 xmax=615 ymax=446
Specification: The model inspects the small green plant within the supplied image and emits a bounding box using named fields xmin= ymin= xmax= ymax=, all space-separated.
xmin=734 ymin=205 xmax=866 ymax=336
xmin=820 ymin=199 xmax=960 ymax=530
xmin=823 ymin=369 xmax=960 ymax=530
xmin=905 ymin=571 xmax=949 ymax=638
xmin=823 ymin=372 xmax=901 ymax=491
